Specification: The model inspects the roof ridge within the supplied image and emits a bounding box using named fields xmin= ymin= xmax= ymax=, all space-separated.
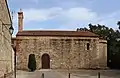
xmin=19 ymin=30 xmax=93 ymax=32
xmin=21 ymin=30 xmax=75 ymax=31
xmin=16 ymin=30 xmax=99 ymax=37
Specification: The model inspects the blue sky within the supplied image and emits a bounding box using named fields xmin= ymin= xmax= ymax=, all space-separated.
xmin=8 ymin=0 xmax=120 ymax=36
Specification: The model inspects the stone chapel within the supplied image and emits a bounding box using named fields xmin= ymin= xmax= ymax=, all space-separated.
xmin=12 ymin=10 xmax=107 ymax=70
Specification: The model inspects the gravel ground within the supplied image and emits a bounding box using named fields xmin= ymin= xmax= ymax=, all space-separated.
xmin=10 ymin=69 xmax=120 ymax=78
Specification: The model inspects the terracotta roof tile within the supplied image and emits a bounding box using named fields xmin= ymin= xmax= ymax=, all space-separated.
xmin=16 ymin=30 xmax=99 ymax=37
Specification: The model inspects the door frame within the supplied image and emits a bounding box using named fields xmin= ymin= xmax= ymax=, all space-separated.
xmin=41 ymin=53 xmax=50 ymax=69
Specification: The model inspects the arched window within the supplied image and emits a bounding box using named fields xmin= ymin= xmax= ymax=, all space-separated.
xmin=87 ymin=43 xmax=90 ymax=50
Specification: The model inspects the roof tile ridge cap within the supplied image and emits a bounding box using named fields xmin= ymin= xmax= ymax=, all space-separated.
xmin=19 ymin=30 xmax=76 ymax=32
xmin=77 ymin=30 xmax=90 ymax=32
xmin=89 ymin=32 xmax=99 ymax=36
xmin=82 ymin=30 xmax=99 ymax=36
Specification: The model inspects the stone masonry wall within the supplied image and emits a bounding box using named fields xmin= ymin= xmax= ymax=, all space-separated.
xmin=98 ymin=40 xmax=107 ymax=68
xmin=0 ymin=0 xmax=13 ymax=77
xmin=16 ymin=36 xmax=107 ymax=70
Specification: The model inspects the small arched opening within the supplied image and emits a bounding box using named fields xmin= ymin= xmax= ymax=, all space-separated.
xmin=41 ymin=53 xmax=50 ymax=69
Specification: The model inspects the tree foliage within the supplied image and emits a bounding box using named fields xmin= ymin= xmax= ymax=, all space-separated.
xmin=117 ymin=21 xmax=120 ymax=30
xmin=28 ymin=54 xmax=36 ymax=71
xmin=78 ymin=23 xmax=120 ymax=69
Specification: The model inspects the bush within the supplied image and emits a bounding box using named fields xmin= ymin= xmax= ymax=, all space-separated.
xmin=28 ymin=54 xmax=36 ymax=71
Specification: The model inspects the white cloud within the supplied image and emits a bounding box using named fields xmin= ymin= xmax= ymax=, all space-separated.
xmin=94 ymin=11 xmax=120 ymax=30
xmin=66 ymin=8 xmax=97 ymax=21
xmin=23 ymin=7 xmax=63 ymax=22
xmin=13 ymin=7 xmax=120 ymax=36
xmin=23 ymin=7 xmax=98 ymax=23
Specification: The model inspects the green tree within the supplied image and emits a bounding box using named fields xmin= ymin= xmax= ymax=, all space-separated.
xmin=87 ymin=23 xmax=120 ymax=69
xmin=88 ymin=24 xmax=110 ymax=39
xmin=28 ymin=54 xmax=36 ymax=71
xmin=77 ymin=23 xmax=120 ymax=69
xmin=117 ymin=21 xmax=120 ymax=29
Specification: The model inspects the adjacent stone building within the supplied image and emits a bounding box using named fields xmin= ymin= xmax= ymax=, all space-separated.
xmin=14 ymin=10 xmax=107 ymax=70
xmin=0 ymin=0 xmax=13 ymax=76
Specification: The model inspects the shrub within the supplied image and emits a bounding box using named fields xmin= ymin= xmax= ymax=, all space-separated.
xmin=28 ymin=54 xmax=36 ymax=71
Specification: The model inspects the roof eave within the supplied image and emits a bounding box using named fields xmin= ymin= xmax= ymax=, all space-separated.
xmin=16 ymin=35 xmax=99 ymax=37
xmin=5 ymin=0 xmax=12 ymax=24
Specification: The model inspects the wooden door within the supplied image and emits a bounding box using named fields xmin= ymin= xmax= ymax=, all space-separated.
xmin=42 ymin=54 xmax=50 ymax=69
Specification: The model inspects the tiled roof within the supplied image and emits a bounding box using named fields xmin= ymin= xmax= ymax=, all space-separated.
xmin=16 ymin=30 xmax=99 ymax=37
